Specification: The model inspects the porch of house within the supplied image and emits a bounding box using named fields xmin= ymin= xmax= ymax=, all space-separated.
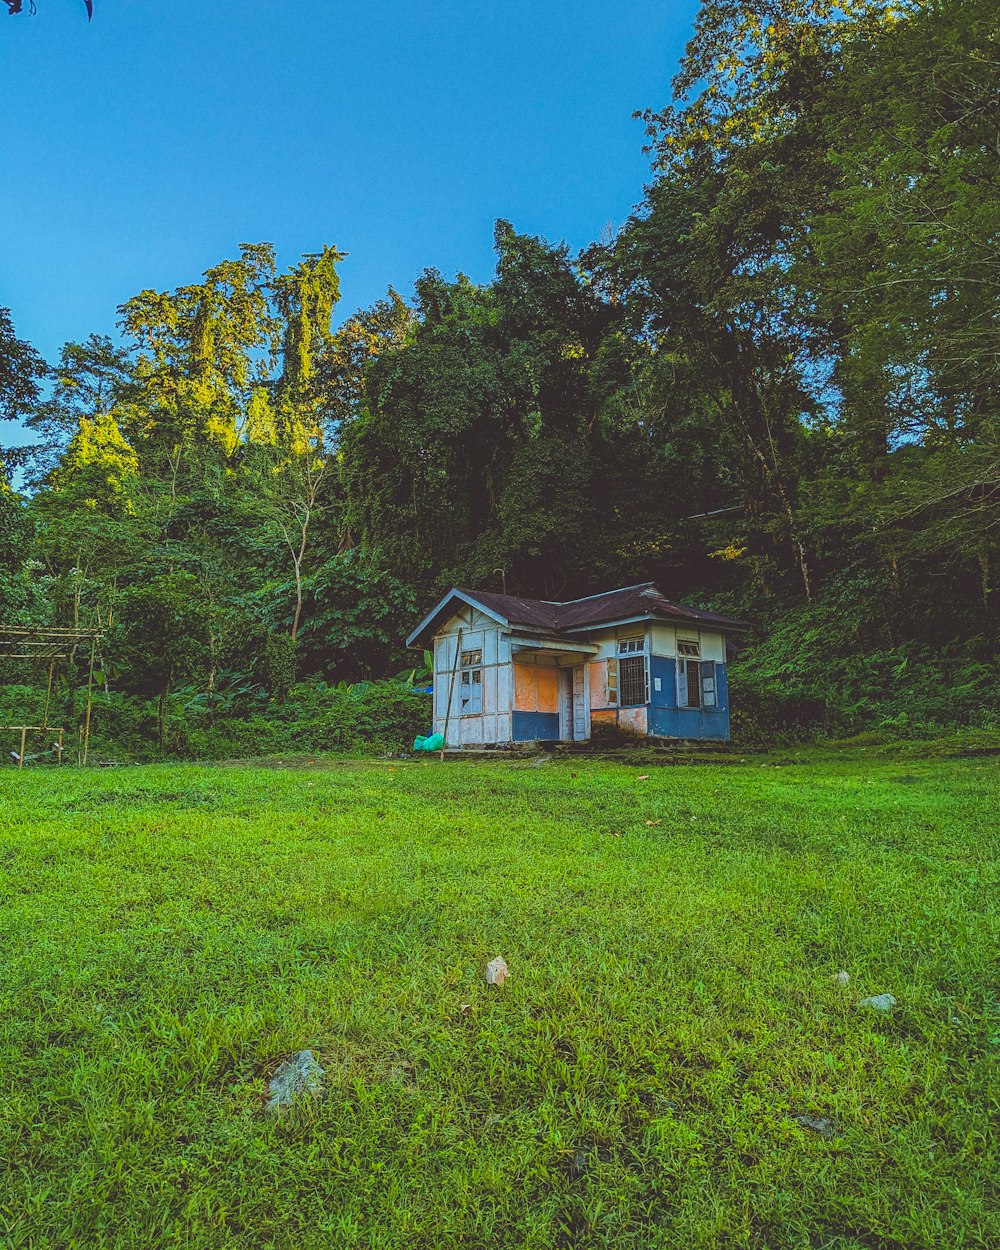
xmin=509 ymin=638 xmax=597 ymax=744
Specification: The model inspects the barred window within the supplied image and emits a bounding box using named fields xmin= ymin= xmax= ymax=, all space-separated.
xmin=680 ymin=658 xmax=701 ymax=708
xmin=619 ymin=655 xmax=648 ymax=707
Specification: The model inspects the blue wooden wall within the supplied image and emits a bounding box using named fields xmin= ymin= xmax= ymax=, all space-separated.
xmin=648 ymin=656 xmax=730 ymax=741
xmin=508 ymin=659 xmax=730 ymax=742
xmin=512 ymin=711 xmax=560 ymax=741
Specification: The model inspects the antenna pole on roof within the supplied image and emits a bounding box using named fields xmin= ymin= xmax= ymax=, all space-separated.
xmin=493 ymin=568 xmax=506 ymax=595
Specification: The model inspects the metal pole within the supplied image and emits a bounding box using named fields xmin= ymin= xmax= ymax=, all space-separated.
xmin=41 ymin=660 xmax=55 ymax=731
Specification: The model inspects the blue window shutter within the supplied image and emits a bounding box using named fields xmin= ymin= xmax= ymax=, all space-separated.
xmin=701 ymin=663 xmax=717 ymax=708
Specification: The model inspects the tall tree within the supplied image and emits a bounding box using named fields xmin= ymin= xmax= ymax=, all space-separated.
xmin=253 ymin=245 xmax=345 ymax=641
xmin=119 ymin=243 xmax=280 ymax=483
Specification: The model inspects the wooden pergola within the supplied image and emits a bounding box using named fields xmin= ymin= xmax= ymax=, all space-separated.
xmin=0 ymin=626 xmax=104 ymax=766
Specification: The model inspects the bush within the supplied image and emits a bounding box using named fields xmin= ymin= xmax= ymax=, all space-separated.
xmin=728 ymin=573 xmax=1000 ymax=745
xmin=73 ymin=679 xmax=432 ymax=763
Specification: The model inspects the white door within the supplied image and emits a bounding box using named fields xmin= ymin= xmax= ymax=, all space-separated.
xmin=572 ymin=665 xmax=588 ymax=740
xmin=558 ymin=668 xmax=574 ymax=741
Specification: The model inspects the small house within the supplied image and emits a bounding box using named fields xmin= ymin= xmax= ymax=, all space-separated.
xmin=406 ymin=582 xmax=747 ymax=747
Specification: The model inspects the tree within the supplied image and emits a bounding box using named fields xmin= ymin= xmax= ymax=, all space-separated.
xmin=25 ymin=335 xmax=135 ymax=482
xmin=255 ymin=438 xmax=331 ymax=642
xmin=113 ymin=573 xmax=210 ymax=746
xmin=0 ymin=307 xmax=46 ymax=422
xmin=119 ymin=243 xmax=280 ymax=483
xmin=252 ymin=245 xmax=345 ymax=641
xmin=0 ymin=310 xmax=47 ymax=599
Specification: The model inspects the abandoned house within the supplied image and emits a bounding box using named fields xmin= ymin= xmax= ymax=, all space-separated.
xmin=406 ymin=583 xmax=747 ymax=747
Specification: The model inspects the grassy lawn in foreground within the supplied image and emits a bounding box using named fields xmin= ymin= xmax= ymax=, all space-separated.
xmin=0 ymin=754 xmax=997 ymax=1249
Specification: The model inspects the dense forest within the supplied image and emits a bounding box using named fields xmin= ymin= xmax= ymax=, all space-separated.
xmin=1 ymin=0 xmax=997 ymax=758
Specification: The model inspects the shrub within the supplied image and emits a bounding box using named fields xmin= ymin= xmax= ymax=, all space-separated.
xmin=66 ymin=679 xmax=433 ymax=763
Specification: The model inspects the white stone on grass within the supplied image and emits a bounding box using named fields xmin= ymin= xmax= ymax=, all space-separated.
xmin=485 ymin=956 xmax=509 ymax=985
xmin=266 ymin=1049 xmax=324 ymax=1112
xmin=858 ymin=993 xmax=896 ymax=1013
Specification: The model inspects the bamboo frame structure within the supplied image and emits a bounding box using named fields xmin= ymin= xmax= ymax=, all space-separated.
xmin=2 ymin=726 xmax=65 ymax=768
xmin=0 ymin=626 xmax=104 ymax=766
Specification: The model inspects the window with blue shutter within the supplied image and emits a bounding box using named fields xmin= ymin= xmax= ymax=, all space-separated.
xmin=701 ymin=663 xmax=717 ymax=708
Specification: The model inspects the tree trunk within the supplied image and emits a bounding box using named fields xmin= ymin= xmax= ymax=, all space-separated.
xmin=158 ymin=681 xmax=170 ymax=750
xmin=291 ymin=563 xmax=304 ymax=641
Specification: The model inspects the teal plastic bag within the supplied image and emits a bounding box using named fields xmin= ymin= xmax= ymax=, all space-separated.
xmin=413 ymin=732 xmax=445 ymax=752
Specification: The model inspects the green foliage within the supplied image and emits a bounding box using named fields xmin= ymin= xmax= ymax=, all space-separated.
xmin=265 ymin=549 xmax=417 ymax=681
xmin=0 ymin=305 xmax=47 ymax=430
xmin=1 ymin=756 xmax=997 ymax=1246
xmin=79 ymin=678 xmax=430 ymax=761
xmin=729 ymin=572 xmax=1000 ymax=745
xmin=3 ymin=0 xmax=997 ymax=750
xmin=0 ymin=488 xmax=32 ymax=579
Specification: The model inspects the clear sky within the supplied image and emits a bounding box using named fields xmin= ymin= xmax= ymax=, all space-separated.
xmin=2 ymin=0 xmax=697 ymax=375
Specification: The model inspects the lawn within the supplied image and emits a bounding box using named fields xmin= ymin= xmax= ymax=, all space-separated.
xmin=0 ymin=753 xmax=997 ymax=1249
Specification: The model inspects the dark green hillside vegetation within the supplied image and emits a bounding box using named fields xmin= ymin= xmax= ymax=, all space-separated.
xmin=1 ymin=756 xmax=997 ymax=1248
xmin=1 ymin=0 xmax=997 ymax=754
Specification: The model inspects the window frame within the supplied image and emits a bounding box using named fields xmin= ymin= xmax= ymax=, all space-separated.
xmin=459 ymin=648 xmax=483 ymax=716
xmin=617 ymin=636 xmax=645 ymax=656
xmin=679 ymin=657 xmax=702 ymax=709
xmin=618 ymin=654 xmax=649 ymax=708
xmin=606 ymin=657 xmax=619 ymax=705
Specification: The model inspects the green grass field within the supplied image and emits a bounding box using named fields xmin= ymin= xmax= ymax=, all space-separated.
xmin=1 ymin=753 xmax=997 ymax=1249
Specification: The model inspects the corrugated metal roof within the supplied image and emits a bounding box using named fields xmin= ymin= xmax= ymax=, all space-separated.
xmin=454 ymin=588 xmax=561 ymax=631
xmin=558 ymin=583 xmax=747 ymax=632
xmin=408 ymin=582 xmax=747 ymax=646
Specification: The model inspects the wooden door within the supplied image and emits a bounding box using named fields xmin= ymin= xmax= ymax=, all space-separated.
xmin=558 ymin=667 xmax=574 ymax=741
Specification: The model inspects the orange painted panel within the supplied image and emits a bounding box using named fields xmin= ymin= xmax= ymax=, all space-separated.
xmin=589 ymin=660 xmax=606 ymax=707
xmin=590 ymin=709 xmax=616 ymax=725
xmin=536 ymin=665 xmax=559 ymax=713
xmin=513 ymin=662 xmax=537 ymax=712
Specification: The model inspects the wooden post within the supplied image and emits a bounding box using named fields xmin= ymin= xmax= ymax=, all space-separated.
xmin=56 ymin=729 xmax=63 ymax=766
xmin=82 ymin=635 xmax=97 ymax=767
xmin=41 ymin=660 xmax=55 ymax=731
xmin=440 ymin=628 xmax=463 ymax=762
xmin=18 ymin=726 xmax=26 ymax=769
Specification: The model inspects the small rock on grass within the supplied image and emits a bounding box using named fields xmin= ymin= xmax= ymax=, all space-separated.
xmin=485 ymin=956 xmax=509 ymax=985
xmin=266 ymin=1049 xmax=324 ymax=1112
xmin=791 ymin=1113 xmax=838 ymax=1139
xmin=859 ymin=993 xmax=897 ymax=1013
xmin=833 ymin=970 xmax=850 ymax=987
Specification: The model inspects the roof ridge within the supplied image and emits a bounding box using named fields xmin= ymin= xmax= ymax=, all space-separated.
xmin=543 ymin=581 xmax=656 ymax=607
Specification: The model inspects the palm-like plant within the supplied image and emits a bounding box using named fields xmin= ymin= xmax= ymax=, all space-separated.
xmin=5 ymin=2 xmax=93 ymax=17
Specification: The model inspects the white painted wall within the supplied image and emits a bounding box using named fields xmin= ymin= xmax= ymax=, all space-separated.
xmin=433 ymin=609 xmax=512 ymax=746
xmin=650 ymin=622 xmax=725 ymax=661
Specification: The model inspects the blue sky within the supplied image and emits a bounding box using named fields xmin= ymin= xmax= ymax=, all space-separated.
xmin=2 ymin=0 xmax=697 ymax=384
